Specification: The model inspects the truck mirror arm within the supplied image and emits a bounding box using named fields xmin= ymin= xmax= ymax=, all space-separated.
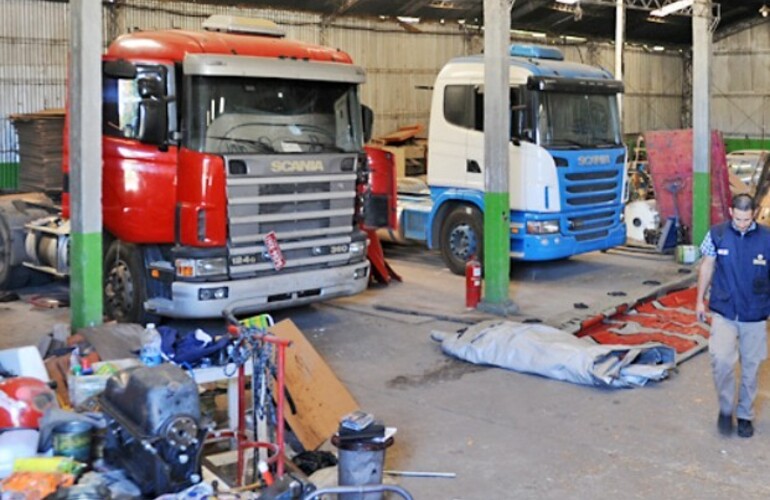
xmin=361 ymin=105 xmax=374 ymax=143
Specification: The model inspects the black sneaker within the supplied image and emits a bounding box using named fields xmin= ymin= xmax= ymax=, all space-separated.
xmin=718 ymin=413 xmax=734 ymax=436
xmin=737 ymin=419 xmax=754 ymax=438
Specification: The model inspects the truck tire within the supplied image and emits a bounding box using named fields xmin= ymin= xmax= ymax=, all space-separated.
xmin=439 ymin=205 xmax=483 ymax=276
xmin=104 ymin=241 xmax=156 ymax=324
xmin=0 ymin=217 xmax=29 ymax=289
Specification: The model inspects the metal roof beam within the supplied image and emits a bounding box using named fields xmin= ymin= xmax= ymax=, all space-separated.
xmin=511 ymin=0 xmax=552 ymax=21
xmin=576 ymin=0 xmax=720 ymax=30
xmin=325 ymin=0 xmax=364 ymax=22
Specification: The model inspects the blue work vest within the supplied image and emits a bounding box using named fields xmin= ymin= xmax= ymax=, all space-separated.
xmin=709 ymin=221 xmax=770 ymax=322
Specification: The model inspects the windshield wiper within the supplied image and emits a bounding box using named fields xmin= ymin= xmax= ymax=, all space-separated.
xmin=548 ymin=139 xmax=587 ymax=149
xmin=207 ymin=136 xmax=276 ymax=153
xmin=281 ymin=140 xmax=345 ymax=153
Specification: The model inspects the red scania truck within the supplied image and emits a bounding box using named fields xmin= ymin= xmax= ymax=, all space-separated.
xmin=0 ymin=15 xmax=376 ymax=323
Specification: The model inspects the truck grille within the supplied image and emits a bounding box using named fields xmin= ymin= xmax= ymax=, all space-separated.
xmin=565 ymin=210 xmax=617 ymax=239
xmin=562 ymin=170 xmax=621 ymax=208
xmin=558 ymin=165 xmax=623 ymax=241
xmin=224 ymin=154 xmax=358 ymax=278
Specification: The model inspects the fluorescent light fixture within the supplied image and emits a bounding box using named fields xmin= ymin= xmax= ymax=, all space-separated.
xmin=652 ymin=45 xmax=665 ymax=51
xmin=396 ymin=16 xmax=420 ymax=24
xmin=650 ymin=0 xmax=693 ymax=17
xmin=556 ymin=0 xmax=580 ymax=4
xmin=564 ymin=35 xmax=587 ymax=42
xmin=429 ymin=0 xmax=462 ymax=9
xmin=530 ymin=32 xmax=548 ymax=38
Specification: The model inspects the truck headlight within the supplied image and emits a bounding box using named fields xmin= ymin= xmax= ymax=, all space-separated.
xmin=526 ymin=220 xmax=560 ymax=235
xmin=175 ymin=257 xmax=227 ymax=278
xmin=350 ymin=240 xmax=366 ymax=259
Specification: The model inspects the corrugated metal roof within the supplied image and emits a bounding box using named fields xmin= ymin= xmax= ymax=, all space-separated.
xmin=202 ymin=0 xmax=769 ymax=46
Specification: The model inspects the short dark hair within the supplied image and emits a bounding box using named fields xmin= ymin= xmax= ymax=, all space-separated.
xmin=732 ymin=193 xmax=756 ymax=211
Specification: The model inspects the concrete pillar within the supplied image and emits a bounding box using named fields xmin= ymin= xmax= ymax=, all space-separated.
xmin=692 ymin=0 xmax=711 ymax=244
xmin=69 ymin=0 xmax=103 ymax=330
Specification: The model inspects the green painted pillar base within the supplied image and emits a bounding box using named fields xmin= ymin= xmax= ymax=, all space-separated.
xmin=692 ymin=171 xmax=710 ymax=245
xmin=70 ymin=231 xmax=103 ymax=331
xmin=478 ymin=299 xmax=519 ymax=316
xmin=482 ymin=191 xmax=513 ymax=306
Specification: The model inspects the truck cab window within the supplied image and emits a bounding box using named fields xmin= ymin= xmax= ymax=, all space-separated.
xmin=103 ymin=66 xmax=167 ymax=140
xmin=443 ymin=85 xmax=474 ymax=130
xmin=185 ymin=76 xmax=363 ymax=155
xmin=445 ymin=84 xmax=526 ymax=138
xmin=536 ymin=92 xmax=621 ymax=149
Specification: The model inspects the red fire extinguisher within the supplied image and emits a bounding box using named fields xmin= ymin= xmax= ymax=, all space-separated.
xmin=465 ymin=255 xmax=482 ymax=309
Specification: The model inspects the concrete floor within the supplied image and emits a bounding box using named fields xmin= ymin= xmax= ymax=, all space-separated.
xmin=3 ymin=246 xmax=770 ymax=499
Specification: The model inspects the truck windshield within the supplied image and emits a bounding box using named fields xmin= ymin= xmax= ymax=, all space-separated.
xmin=535 ymin=92 xmax=622 ymax=149
xmin=185 ymin=76 xmax=363 ymax=154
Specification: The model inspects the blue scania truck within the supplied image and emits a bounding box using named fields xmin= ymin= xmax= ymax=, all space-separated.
xmin=384 ymin=44 xmax=628 ymax=274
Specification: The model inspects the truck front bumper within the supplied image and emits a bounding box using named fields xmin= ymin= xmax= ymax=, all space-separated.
xmin=145 ymin=261 xmax=370 ymax=319
xmin=511 ymin=222 xmax=627 ymax=261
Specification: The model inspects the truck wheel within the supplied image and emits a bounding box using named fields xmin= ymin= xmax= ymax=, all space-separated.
xmin=0 ymin=216 xmax=31 ymax=289
xmin=104 ymin=241 xmax=155 ymax=324
xmin=439 ymin=205 xmax=483 ymax=276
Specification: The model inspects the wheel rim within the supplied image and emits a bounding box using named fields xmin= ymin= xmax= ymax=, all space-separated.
xmin=449 ymin=222 xmax=478 ymax=262
xmin=104 ymin=259 xmax=134 ymax=321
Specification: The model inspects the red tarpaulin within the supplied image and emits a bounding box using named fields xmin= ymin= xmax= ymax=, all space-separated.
xmin=576 ymin=287 xmax=709 ymax=363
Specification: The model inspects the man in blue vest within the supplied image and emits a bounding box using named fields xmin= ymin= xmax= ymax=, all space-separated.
xmin=696 ymin=193 xmax=770 ymax=438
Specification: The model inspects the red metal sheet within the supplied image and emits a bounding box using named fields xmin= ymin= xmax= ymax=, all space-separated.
xmin=644 ymin=129 xmax=731 ymax=240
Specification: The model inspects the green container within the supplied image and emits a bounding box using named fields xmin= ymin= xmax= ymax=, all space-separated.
xmin=0 ymin=162 xmax=19 ymax=190
xmin=52 ymin=421 xmax=94 ymax=463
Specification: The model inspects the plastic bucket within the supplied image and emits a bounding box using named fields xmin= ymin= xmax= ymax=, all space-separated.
xmin=676 ymin=245 xmax=698 ymax=264
xmin=52 ymin=421 xmax=93 ymax=463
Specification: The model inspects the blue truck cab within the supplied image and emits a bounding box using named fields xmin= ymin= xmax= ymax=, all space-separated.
xmin=391 ymin=44 xmax=627 ymax=274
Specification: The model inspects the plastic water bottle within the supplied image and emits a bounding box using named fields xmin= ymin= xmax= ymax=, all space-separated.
xmin=139 ymin=323 xmax=162 ymax=366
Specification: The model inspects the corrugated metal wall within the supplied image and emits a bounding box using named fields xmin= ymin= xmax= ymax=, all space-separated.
xmin=1 ymin=0 xmax=696 ymax=175
xmin=623 ymin=47 xmax=686 ymax=135
xmin=557 ymin=43 xmax=686 ymax=137
xmin=713 ymin=24 xmax=770 ymax=140
xmin=0 ymin=0 xmax=68 ymax=181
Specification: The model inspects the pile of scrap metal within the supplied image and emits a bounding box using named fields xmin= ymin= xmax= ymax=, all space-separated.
xmin=1 ymin=319 xmax=412 ymax=500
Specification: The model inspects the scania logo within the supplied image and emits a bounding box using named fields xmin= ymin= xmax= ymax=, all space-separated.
xmin=270 ymin=160 xmax=325 ymax=172
xmin=577 ymin=155 xmax=611 ymax=166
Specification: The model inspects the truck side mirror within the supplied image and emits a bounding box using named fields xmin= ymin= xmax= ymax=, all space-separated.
xmin=137 ymin=98 xmax=168 ymax=146
xmin=361 ymin=105 xmax=374 ymax=143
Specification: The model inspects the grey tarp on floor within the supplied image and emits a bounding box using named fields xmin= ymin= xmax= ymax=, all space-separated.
xmin=431 ymin=320 xmax=677 ymax=388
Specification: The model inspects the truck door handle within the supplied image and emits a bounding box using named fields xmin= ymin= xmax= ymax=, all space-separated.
xmin=467 ymin=160 xmax=481 ymax=173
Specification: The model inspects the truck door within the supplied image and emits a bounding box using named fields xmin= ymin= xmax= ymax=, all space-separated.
xmin=461 ymin=85 xmax=483 ymax=190
xmin=464 ymin=85 xmax=525 ymax=194
xmin=429 ymin=84 xmax=474 ymax=189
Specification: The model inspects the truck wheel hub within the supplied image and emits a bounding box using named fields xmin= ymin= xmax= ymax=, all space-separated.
xmin=105 ymin=260 xmax=135 ymax=316
xmin=449 ymin=223 xmax=477 ymax=260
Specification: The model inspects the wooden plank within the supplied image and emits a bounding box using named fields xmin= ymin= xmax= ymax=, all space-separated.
xmin=270 ymin=319 xmax=359 ymax=450
xmin=374 ymin=124 xmax=424 ymax=145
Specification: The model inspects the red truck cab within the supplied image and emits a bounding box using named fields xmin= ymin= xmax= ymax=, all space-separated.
xmin=91 ymin=15 xmax=372 ymax=322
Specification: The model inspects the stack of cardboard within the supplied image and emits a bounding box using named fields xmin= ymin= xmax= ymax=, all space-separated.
xmin=10 ymin=109 xmax=65 ymax=194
